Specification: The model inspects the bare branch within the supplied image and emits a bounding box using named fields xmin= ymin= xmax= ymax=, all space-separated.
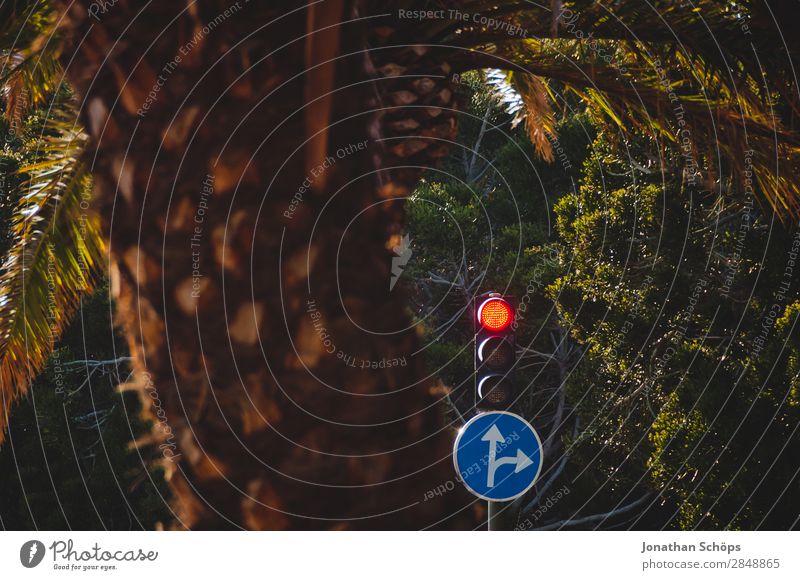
xmin=518 ymin=452 xmax=570 ymax=515
xmin=65 ymin=357 xmax=132 ymax=367
xmin=528 ymin=493 xmax=652 ymax=531
xmin=467 ymin=100 xmax=494 ymax=182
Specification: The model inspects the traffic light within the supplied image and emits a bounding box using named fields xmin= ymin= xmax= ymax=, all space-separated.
xmin=474 ymin=293 xmax=516 ymax=411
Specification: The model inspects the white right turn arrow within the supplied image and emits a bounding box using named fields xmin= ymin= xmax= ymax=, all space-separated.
xmin=482 ymin=425 xmax=534 ymax=487
xmin=513 ymin=448 xmax=533 ymax=473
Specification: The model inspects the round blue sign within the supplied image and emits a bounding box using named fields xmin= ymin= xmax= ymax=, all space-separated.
xmin=453 ymin=411 xmax=543 ymax=501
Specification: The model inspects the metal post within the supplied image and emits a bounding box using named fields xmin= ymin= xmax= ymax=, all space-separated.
xmin=488 ymin=501 xmax=499 ymax=531
xmin=488 ymin=501 xmax=515 ymax=531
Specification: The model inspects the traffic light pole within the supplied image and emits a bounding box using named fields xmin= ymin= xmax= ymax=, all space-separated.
xmin=488 ymin=501 xmax=500 ymax=531
xmin=487 ymin=500 xmax=516 ymax=531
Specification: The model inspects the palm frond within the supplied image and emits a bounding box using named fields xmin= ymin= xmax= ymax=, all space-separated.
xmin=1 ymin=1 xmax=61 ymax=123
xmin=442 ymin=0 xmax=800 ymax=218
xmin=2 ymin=50 xmax=64 ymax=125
xmin=0 ymin=1 xmax=53 ymax=48
xmin=0 ymin=102 xmax=105 ymax=443
xmin=487 ymin=69 xmax=557 ymax=161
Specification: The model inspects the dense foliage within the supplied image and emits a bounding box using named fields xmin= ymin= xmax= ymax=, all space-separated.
xmin=405 ymin=76 xmax=800 ymax=530
xmin=554 ymin=134 xmax=800 ymax=530
xmin=0 ymin=285 xmax=171 ymax=529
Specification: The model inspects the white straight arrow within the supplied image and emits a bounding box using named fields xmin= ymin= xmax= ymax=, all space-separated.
xmin=482 ymin=425 xmax=534 ymax=487
xmin=481 ymin=425 xmax=503 ymax=468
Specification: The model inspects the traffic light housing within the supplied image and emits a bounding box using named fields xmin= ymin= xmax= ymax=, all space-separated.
xmin=474 ymin=293 xmax=516 ymax=411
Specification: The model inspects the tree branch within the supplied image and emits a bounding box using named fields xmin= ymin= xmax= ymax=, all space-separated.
xmin=529 ymin=493 xmax=652 ymax=531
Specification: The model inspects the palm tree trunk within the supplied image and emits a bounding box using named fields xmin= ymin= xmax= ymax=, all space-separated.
xmin=53 ymin=0 xmax=473 ymax=528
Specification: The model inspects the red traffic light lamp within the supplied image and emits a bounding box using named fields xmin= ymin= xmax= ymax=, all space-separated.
xmin=477 ymin=297 xmax=514 ymax=331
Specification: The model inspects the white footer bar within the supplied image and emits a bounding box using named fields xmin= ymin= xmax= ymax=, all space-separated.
xmin=1 ymin=531 xmax=797 ymax=579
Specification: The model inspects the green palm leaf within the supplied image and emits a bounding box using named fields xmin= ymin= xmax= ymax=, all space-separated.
xmin=1 ymin=1 xmax=60 ymax=123
xmin=0 ymin=103 xmax=105 ymax=442
xmin=442 ymin=0 xmax=800 ymax=218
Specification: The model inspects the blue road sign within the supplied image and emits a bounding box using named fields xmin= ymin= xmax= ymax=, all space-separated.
xmin=453 ymin=411 xmax=543 ymax=501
